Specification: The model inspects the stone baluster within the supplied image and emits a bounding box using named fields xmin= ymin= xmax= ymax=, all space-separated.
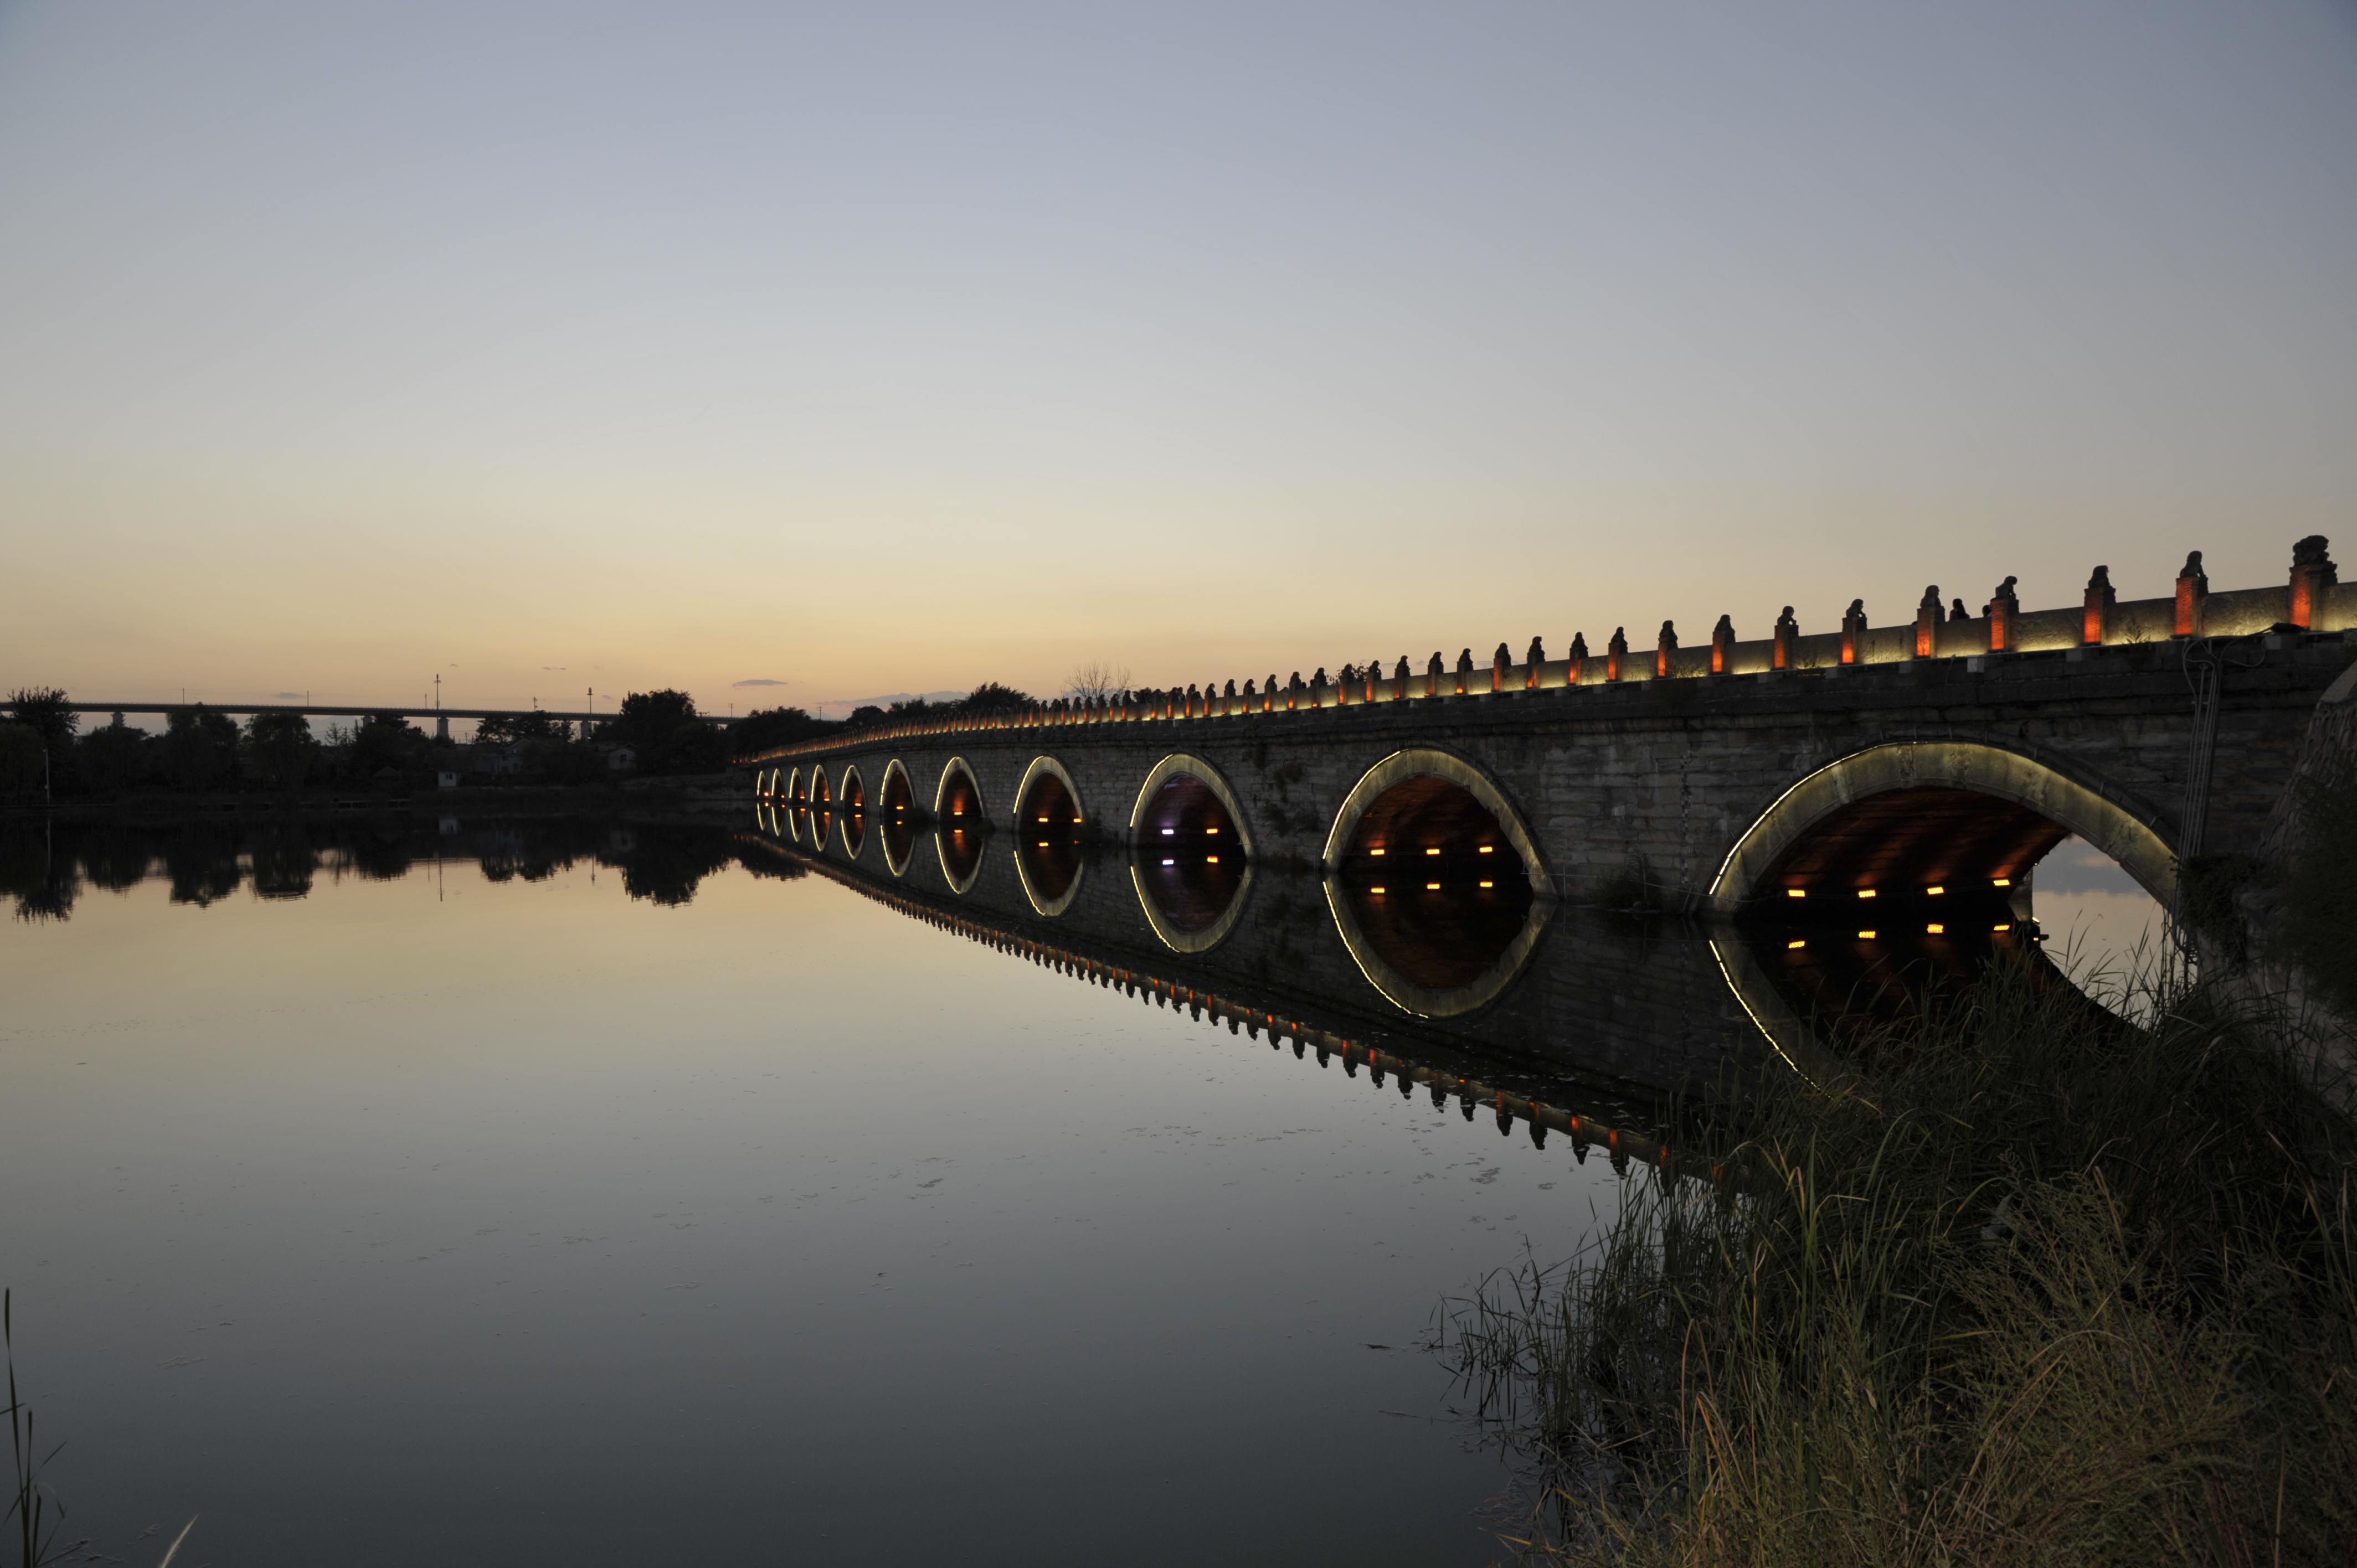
xmin=1310 ymin=668 xmax=1329 ymax=708
xmin=1566 ymin=632 xmax=1588 ymax=686
xmin=2174 ymin=551 xmax=2208 ymax=637
xmin=1525 ymin=636 xmax=1546 ymax=689
xmin=1711 ymin=615 xmax=1735 ymax=674
xmin=1264 ymin=675 xmax=1278 ymax=713
xmin=1223 ymin=678 xmax=1238 ymax=715
xmin=1607 ymin=626 xmax=1628 ymax=682
xmin=1915 ymin=586 xmax=1941 ymax=658
xmin=1987 ymin=576 xmax=2020 ymax=653
xmin=1287 ymin=672 xmax=1304 ymax=711
xmin=2289 ymin=535 xmax=2335 ymax=630
xmin=1772 ymin=606 xmax=1797 ymax=670
xmin=1425 ymin=652 xmax=1444 ymax=698
xmin=2082 ymin=566 xmax=2115 ymax=646
xmin=1454 ymin=648 xmax=1474 ymax=695
xmin=1366 ymin=659 xmax=1381 ymax=703
xmin=1187 ymin=683 xmax=1202 ymax=718
xmin=1393 ymin=656 xmax=1410 ymax=702
xmin=1655 ymin=620 xmax=1677 ymax=678
xmin=1242 ymin=678 xmax=1257 ymax=714
xmin=1491 ymin=642 xmax=1511 ymax=692
xmin=1840 ymin=599 xmax=1866 ymax=665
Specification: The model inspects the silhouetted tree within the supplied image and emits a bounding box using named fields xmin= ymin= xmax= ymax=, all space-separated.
xmin=78 ymin=714 xmax=152 ymax=793
xmin=247 ymin=711 xmax=320 ymax=790
xmin=160 ymin=706 xmax=240 ymax=791
xmin=6 ymin=688 xmax=78 ymax=748
xmin=959 ymin=682 xmax=1032 ymax=715
xmin=0 ymin=723 xmax=42 ymax=793
xmin=734 ymin=705 xmax=833 ymax=753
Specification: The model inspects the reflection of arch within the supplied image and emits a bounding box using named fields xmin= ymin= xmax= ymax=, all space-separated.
xmin=1320 ymin=749 xmax=1552 ymax=1017
xmin=879 ymin=759 xmax=916 ymax=876
xmin=1014 ymin=756 xmax=1087 ymax=828
xmin=933 ymin=757 xmax=986 ymax=893
xmin=1013 ymin=756 xmax=1086 ymax=917
xmin=1130 ymin=860 xmax=1255 ymax=954
xmin=837 ymin=765 xmax=866 ymax=858
xmin=1321 ymin=749 xmax=1548 ymax=891
xmin=786 ymin=767 xmax=805 ymax=806
xmin=1707 ymin=741 xmax=2175 ymax=914
xmin=1128 ymin=754 xmax=1255 ymax=857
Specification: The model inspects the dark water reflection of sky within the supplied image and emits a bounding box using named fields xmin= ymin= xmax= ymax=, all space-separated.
xmin=2 ymin=833 xmax=1618 ymax=1566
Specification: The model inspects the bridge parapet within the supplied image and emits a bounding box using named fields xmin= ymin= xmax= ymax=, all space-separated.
xmin=741 ymin=539 xmax=2349 ymax=767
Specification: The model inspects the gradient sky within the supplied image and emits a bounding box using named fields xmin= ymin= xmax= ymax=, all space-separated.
xmin=3 ymin=0 xmax=2353 ymax=716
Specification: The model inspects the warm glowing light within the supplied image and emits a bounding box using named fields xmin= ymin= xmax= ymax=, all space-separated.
xmin=1206 ymin=826 xmax=1218 ymax=834
xmin=1992 ymin=877 xmax=2011 ymax=887
xmin=1787 ymin=938 xmax=1807 ymax=949
xmin=1037 ymin=840 xmax=1048 ymax=847
xmin=1858 ymin=889 xmax=1876 ymax=899
xmin=1926 ymin=884 xmax=1943 ymax=895
xmin=1040 ymin=815 xmax=1051 ymax=822
xmin=1370 ymin=848 xmax=1385 ymax=857
xmin=1161 ymin=858 xmax=1174 ymax=865
xmin=1857 ymin=930 xmax=1876 ymax=939
xmin=1787 ymin=888 xmax=1806 ymax=899
xmin=1478 ymin=845 xmax=1493 ymax=854
xmin=1927 ymin=923 xmax=1945 ymax=934
xmin=1993 ymin=921 xmax=2012 ymax=931
xmin=1206 ymin=855 xmax=1218 ymax=863
xmin=1425 ymin=881 xmax=1441 ymax=890
xmin=1425 ymin=847 xmax=1440 ymax=856
xmin=1370 ymin=886 xmax=1385 ymax=894
xmin=1478 ymin=879 xmax=1493 ymax=888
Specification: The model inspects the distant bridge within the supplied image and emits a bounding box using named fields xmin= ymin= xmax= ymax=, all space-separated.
xmin=57 ymin=701 xmax=738 ymax=732
xmin=745 ymin=539 xmax=2349 ymax=997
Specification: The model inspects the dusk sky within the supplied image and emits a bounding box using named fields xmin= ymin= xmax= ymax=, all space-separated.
xmin=4 ymin=0 xmax=2353 ymax=716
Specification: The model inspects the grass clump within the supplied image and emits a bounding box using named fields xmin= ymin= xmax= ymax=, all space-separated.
xmin=1443 ymin=966 xmax=2357 ymax=1566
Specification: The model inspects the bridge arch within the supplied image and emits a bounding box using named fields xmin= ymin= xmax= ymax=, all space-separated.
xmin=1320 ymin=749 xmax=1553 ymax=1018
xmin=933 ymin=757 xmax=986 ymax=894
xmin=1013 ymin=756 xmax=1087 ymax=917
xmin=878 ymin=759 xmax=917 ymax=876
xmin=1708 ymin=740 xmax=2175 ymax=915
xmin=786 ymin=766 xmax=805 ymax=807
xmin=836 ymin=765 xmax=867 ymax=859
xmin=1128 ymin=754 xmax=1255 ymax=953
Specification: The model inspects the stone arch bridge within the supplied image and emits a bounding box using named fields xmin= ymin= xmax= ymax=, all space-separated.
xmin=743 ymin=544 xmax=2351 ymax=975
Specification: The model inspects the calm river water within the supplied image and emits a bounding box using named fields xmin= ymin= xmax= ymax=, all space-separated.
xmin=0 ymin=813 xmax=2157 ymax=1565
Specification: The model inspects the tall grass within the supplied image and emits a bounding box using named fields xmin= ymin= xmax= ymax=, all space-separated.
xmin=1443 ymin=963 xmax=2357 ymax=1565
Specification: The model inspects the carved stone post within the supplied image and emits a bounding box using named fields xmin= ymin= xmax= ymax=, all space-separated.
xmin=1655 ymin=620 xmax=1677 ymax=678
xmin=1566 ymin=632 xmax=1588 ymax=687
xmin=2174 ymin=551 xmax=2208 ymax=637
xmin=1711 ymin=615 xmax=1735 ymax=674
xmin=1491 ymin=642 xmax=1511 ymax=692
xmin=2289 ymin=535 xmax=2336 ymax=630
xmin=1607 ymin=626 xmax=1628 ymax=682
xmin=1987 ymin=576 xmax=2019 ymax=653
xmin=1287 ymin=672 xmax=1303 ymax=711
xmin=1772 ymin=606 xmax=1797 ymax=670
xmin=2082 ymin=565 xmax=2115 ymax=645
xmin=1526 ymin=636 xmax=1546 ymax=689
xmin=1916 ymin=586 xmax=1941 ymax=658
xmin=1840 ymin=599 xmax=1866 ymax=664
xmin=1310 ymin=668 xmax=1328 ymax=708
xmin=1424 ymin=652 xmax=1443 ymax=699
xmin=1392 ymin=657 xmax=1409 ymax=702
xmin=1454 ymin=648 xmax=1473 ymax=695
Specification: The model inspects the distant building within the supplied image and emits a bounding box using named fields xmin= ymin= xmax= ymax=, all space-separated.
xmin=436 ymin=769 xmax=460 ymax=790
xmin=605 ymin=746 xmax=637 ymax=772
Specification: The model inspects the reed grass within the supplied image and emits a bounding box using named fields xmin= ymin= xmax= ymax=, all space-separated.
xmin=1442 ymin=961 xmax=2357 ymax=1566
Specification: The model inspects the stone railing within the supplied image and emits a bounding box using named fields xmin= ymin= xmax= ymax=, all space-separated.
xmin=741 ymin=537 xmax=2347 ymax=766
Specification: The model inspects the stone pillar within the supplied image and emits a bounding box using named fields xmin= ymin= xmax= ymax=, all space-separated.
xmin=2082 ymin=565 xmax=2116 ymax=645
xmin=1525 ymin=636 xmax=1545 ymax=689
xmin=1392 ymin=657 xmax=1409 ymax=702
xmin=2174 ymin=551 xmax=2209 ymax=636
xmin=1454 ymin=648 xmax=1473 ymax=695
xmin=1491 ymin=642 xmax=1511 ymax=692
xmin=1655 ymin=620 xmax=1677 ymax=678
xmin=1263 ymin=676 xmax=1278 ymax=714
xmin=1310 ymin=668 xmax=1329 ymax=708
xmin=2289 ymin=535 xmax=2336 ymax=630
xmin=1840 ymin=599 xmax=1866 ymax=665
xmin=1607 ymin=626 xmax=1628 ymax=682
xmin=1287 ymin=672 xmax=1303 ymax=710
xmin=1987 ymin=576 xmax=2020 ymax=653
xmin=1186 ymin=684 xmax=1201 ymax=718
xmin=1772 ymin=606 xmax=1797 ymax=671
xmin=1566 ymin=633 xmax=1588 ymax=687
xmin=1223 ymin=679 xmax=1238 ymax=715
xmin=1711 ymin=615 xmax=1735 ymax=674
xmin=1423 ymin=652 xmax=1443 ymax=699
xmin=1916 ymin=586 xmax=1941 ymax=658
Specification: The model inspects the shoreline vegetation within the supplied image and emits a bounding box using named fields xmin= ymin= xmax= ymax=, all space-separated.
xmin=1442 ymin=950 xmax=2357 ymax=1565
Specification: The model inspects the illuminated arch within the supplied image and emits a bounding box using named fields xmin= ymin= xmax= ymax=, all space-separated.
xmin=1127 ymin=754 xmax=1257 ymax=857
xmin=933 ymin=757 xmax=986 ymax=894
xmin=1320 ymin=748 xmax=1552 ymax=1017
xmin=1013 ymin=756 xmax=1087 ymax=917
xmin=836 ymin=765 xmax=866 ymax=858
xmin=1706 ymin=740 xmax=2175 ymax=914
xmin=878 ymin=759 xmax=917 ymax=876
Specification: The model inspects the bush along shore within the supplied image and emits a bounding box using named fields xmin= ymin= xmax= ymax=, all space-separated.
xmin=1441 ymin=960 xmax=2357 ymax=1566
